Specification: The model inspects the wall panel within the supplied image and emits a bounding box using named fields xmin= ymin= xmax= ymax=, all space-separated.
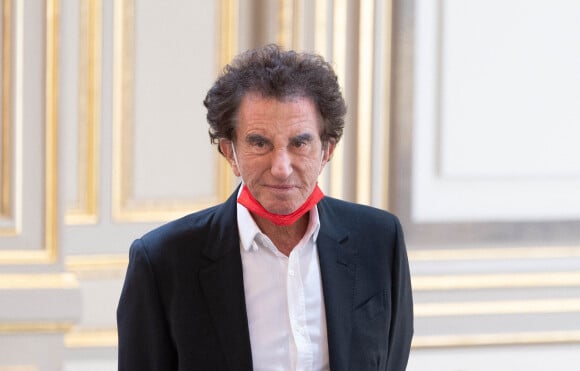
xmin=60 ymin=0 xmax=239 ymax=360
xmin=0 ymin=0 xmax=58 ymax=263
xmin=112 ymin=0 xmax=226 ymax=223
xmin=62 ymin=0 xmax=233 ymax=256
xmin=391 ymin=0 xmax=580 ymax=361
xmin=1 ymin=1 xmax=81 ymax=370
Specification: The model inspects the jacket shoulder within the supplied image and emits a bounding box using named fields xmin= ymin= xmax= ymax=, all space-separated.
xmin=132 ymin=203 xmax=229 ymax=266
xmin=141 ymin=205 xmax=218 ymax=244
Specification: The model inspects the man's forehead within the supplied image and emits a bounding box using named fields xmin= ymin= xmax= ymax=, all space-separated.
xmin=239 ymin=94 xmax=315 ymax=110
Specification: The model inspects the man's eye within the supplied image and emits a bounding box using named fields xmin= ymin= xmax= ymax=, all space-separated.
xmin=246 ymin=137 xmax=271 ymax=153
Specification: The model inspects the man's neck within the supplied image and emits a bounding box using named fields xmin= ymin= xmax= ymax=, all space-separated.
xmin=252 ymin=212 xmax=310 ymax=256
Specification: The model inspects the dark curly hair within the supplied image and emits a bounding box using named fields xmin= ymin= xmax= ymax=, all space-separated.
xmin=204 ymin=44 xmax=347 ymax=155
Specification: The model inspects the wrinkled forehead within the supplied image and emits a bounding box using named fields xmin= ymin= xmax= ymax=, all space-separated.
xmin=234 ymin=92 xmax=323 ymax=131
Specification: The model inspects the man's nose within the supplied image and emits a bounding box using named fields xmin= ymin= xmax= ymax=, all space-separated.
xmin=270 ymin=149 xmax=292 ymax=179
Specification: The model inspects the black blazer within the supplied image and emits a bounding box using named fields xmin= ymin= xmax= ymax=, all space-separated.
xmin=117 ymin=189 xmax=413 ymax=371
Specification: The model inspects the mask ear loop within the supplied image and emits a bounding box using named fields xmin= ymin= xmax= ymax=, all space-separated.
xmin=231 ymin=141 xmax=240 ymax=168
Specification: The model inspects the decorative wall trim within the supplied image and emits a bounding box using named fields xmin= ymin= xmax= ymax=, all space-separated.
xmin=44 ymin=0 xmax=59 ymax=260
xmin=394 ymin=0 xmax=580 ymax=247
xmin=111 ymin=0 xmax=234 ymax=223
xmin=217 ymin=0 xmax=237 ymax=195
xmin=409 ymin=246 xmax=580 ymax=261
xmin=0 ymin=322 xmax=73 ymax=333
xmin=64 ymin=251 xmax=580 ymax=286
xmin=66 ymin=0 xmax=101 ymax=225
xmin=0 ymin=366 xmax=37 ymax=371
xmin=329 ymin=0 xmax=347 ymax=200
xmin=413 ymin=330 xmax=580 ymax=349
xmin=313 ymin=0 xmax=329 ymax=193
xmin=313 ymin=0 xmax=328 ymax=55
xmin=415 ymin=298 xmax=580 ymax=317
xmin=61 ymin=328 xmax=580 ymax=350
xmin=0 ymin=273 xmax=78 ymax=289
xmin=381 ymin=0 xmax=393 ymax=211
xmin=65 ymin=254 xmax=128 ymax=279
xmin=0 ymin=0 xmax=14 ymax=228
xmin=277 ymin=0 xmax=291 ymax=47
xmin=0 ymin=0 xmax=59 ymax=263
xmin=277 ymin=0 xmax=304 ymax=49
xmin=355 ymin=0 xmax=374 ymax=205
xmin=64 ymin=328 xmax=117 ymax=348
xmin=413 ymin=271 xmax=580 ymax=291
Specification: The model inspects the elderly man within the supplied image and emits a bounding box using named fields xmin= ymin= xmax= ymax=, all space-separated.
xmin=117 ymin=44 xmax=413 ymax=371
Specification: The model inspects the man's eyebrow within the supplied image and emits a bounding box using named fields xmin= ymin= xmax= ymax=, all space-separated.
xmin=245 ymin=133 xmax=269 ymax=143
xmin=291 ymin=133 xmax=314 ymax=142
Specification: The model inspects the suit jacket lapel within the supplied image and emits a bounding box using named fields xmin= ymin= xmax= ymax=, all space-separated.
xmin=197 ymin=193 xmax=357 ymax=370
xmin=199 ymin=188 xmax=253 ymax=370
xmin=317 ymin=198 xmax=356 ymax=371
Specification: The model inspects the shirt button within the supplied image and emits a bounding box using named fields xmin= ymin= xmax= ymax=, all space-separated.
xmin=288 ymin=269 xmax=295 ymax=276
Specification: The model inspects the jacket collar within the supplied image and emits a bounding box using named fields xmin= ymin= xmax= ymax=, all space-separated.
xmin=317 ymin=197 xmax=356 ymax=371
xmin=199 ymin=191 xmax=356 ymax=371
xmin=199 ymin=186 xmax=253 ymax=370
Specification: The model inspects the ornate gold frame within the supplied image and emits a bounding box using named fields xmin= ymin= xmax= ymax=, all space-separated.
xmin=111 ymin=0 xmax=234 ymax=223
xmin=0 ymin=0 xmax=59 ymax=263
xmin=65 ymin=0 xmax=101 ymax=225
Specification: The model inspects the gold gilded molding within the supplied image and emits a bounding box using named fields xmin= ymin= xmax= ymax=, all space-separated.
xmin=415 ymin=298 xmax=580 ymax=317
xmin=217 ymin=0 xmax=237 ymax=197
xmin=408 ymin=246 xmax=580 ymax=261
xmin=0 ymin=273 xmax=78 ymax=289
xmin=413 ymin=271 xmax=580 ymax=291
xmin=0 ymin=0 xmax=19 ymax=237
xmin=0 ymin=366 xmax=37 ymax=371
xmin=65 ymin=254 xmax=128 ymax=279
xmin=64 ymin=254 xmax=580 ymax=291
xmin=277 ymin=0 xmax=292 ymax=48
xmin=0 ymin=0 xmax=59 ymax=263
xmin=329 ymin=0 xmax=347 ymax=199
xmin=277 ymin=0 xmax=302 ymax=49
xmin=66 ymin=0 xmax=101 ymax=225
xmin=64 ymin=328 xmax=117 ymax=348
xmin=0 ymin=249 xmax=53 ymax=264
xmin=112 ymin=0 xmax=234 ymax=223
xmin=313 ymin=0 xmax=330 ymax=193
xmin=112 ymin=0 xmax=134 ymax=222
xmin=381 ymin=0 xmax=393 ymax=211
xmin=0 ymin=322 xmax=73 ymax=333
xmin=313 ymin=0 xmax=328 ymax=54
xmin=412 ymin=330 xmax=580 ymax=348
xmin=63 ymin=328 xmax=580 ymax=350
xmin=1 ymin=0 xmax=14 ymax=224
xmin=44 ymin=0 xmax=59 ymax=261
xmin=355 ymin=0 xmax=374 ymax=205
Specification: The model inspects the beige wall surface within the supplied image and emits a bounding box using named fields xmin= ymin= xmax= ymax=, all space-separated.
xmin=0 ymin=0 xmax=578 ymax=370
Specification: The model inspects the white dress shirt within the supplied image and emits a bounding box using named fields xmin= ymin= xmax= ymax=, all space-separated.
xmin=237 ymin=198 xmax=329 ymax=371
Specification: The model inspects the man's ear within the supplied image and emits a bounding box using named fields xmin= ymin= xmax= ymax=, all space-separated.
xmin=321 ymin=139 xmax=336 ymax=168
xmin=219 ymin=139 xmax=241 ymax=177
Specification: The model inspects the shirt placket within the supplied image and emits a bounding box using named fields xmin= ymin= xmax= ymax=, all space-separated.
xmin=287 ymin=247 xmax=314 ymax=371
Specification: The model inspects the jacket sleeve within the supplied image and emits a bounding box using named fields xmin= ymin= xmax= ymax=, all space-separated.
xmin=117 ymin=239 xmax=177 ymax=371
xmin=386 ymin=216 xmax=414 ymax=371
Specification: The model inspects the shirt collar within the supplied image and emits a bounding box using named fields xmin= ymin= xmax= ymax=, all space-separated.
xmin=236 ymin=184 xmax=321 ymax=252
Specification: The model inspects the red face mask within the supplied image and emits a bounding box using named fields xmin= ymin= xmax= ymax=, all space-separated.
xmin=237 ymin=184 xmax=324 ymax=226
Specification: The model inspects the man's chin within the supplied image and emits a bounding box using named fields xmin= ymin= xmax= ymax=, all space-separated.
xmin=263 ymin=203 xmax=298 ymax=216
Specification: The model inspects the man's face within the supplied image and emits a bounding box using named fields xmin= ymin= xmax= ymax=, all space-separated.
xmin=220 ymin=93 xmax=335 ymax=215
